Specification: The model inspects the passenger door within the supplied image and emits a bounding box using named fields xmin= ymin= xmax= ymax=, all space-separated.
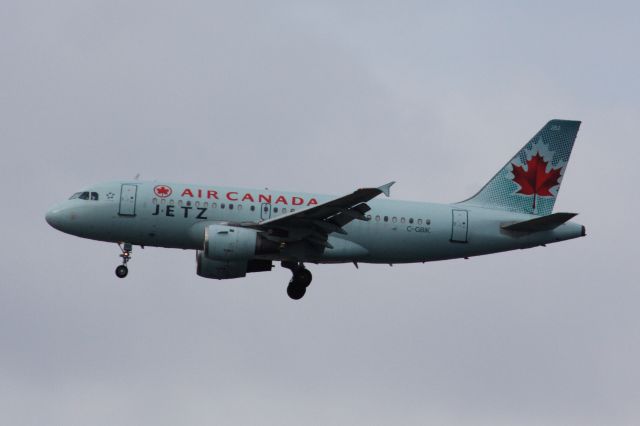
xmin=119 ymin=184 xmax=138 ymax=216
xmin=451 ymin=209 xmax=468 ymax=243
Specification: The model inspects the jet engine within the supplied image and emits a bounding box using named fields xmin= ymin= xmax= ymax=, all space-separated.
xmin=196 ymin=224 xmax=278 ymax=279
xmin=196 ymin=250 xmax=272 ymax=279
xmin=204 ymin=224 xmax=279 ymax=260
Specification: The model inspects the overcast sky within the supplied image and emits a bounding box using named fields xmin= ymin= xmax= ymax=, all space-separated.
xmin=1 ymin=1 xmax=639 ymax=425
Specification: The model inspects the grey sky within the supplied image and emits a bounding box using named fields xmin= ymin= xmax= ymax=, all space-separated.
xmin=1 ymin=1 xmax=639 ymax=425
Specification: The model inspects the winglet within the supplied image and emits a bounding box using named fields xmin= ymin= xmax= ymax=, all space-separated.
xmin=378 ymin=181 xmax=395 ymax=197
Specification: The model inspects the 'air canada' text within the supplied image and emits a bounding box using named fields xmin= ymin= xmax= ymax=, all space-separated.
xmin=178 ymin=188 xmax=319 ymax=206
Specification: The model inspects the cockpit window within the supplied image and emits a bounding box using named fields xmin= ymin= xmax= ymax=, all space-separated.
xmin=69 ymin=191 xmax=98 ymax=200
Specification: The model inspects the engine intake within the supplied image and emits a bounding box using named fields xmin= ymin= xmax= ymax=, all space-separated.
xmin=204 ymin=224 xmax=278 ymax=261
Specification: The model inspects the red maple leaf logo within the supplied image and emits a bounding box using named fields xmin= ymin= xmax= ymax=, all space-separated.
xmin=511 ymin=153 xmax=562 ymax=210
xmin=154 ymin=185 xmax=172 ymax=197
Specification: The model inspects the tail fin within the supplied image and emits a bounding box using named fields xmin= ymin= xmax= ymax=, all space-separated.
xmin=458 ymin=119 xmax=581 ymax=216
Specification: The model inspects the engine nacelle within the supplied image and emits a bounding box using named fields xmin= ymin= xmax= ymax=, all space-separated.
xmin=197 ymin=224 xmax=277 ymax=279
xmin=196 ymin=251 xmax=247 ymax=279
xmin=204 ymin=224 xmax=278 ymax=261
xmin=196 ymin=251 xmax=273 ymax=280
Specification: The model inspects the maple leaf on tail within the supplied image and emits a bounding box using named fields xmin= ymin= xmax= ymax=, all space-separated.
xmin=511 ymin=152 xmax=562 ymax=211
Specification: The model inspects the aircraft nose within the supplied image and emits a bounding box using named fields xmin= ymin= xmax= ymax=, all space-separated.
xmin=45 ymin=206 xmax=65 ymax=230
xmin=45 ymin=208 xmax=58 ymax=228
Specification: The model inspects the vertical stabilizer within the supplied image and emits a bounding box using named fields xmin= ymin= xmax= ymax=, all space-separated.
xmin=458 ymin=119 xmax=581 ymax=216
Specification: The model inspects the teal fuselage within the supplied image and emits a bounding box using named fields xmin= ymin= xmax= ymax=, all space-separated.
xmin=46 ymin=181 xmax=585 ymax=264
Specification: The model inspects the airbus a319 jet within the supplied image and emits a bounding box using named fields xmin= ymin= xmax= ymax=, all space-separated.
xmin=46 ymin=120 xmax=586 ymax=299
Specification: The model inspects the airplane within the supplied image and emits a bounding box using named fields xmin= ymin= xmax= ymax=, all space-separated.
xmin=46 ymin=119 xmax=586 ymax=300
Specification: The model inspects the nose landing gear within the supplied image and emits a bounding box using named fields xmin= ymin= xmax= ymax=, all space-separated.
xmin=282 ymin=261 xmax=312 ymax=300
xmin=115 ymin=243 xmax=133 ymax=278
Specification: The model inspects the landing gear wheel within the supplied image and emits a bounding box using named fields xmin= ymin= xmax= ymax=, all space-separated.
xmin=287 ymin=283 xmax=306 ymax=300
xmin=115 ymin=265 xmax=129 ymax=278
xmin=294 ymin=268 xmax=312 ymax=287
xmin=115 ymin=242 xmax=133 ymax=279
xmin=282 ymin=261 xmax=313 ymax=299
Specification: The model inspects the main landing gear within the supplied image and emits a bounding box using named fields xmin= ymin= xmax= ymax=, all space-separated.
xmin=282 ymin=261 xmax=312 ymax=300
xmin=115 ymin=242 xmax=132 ymax=278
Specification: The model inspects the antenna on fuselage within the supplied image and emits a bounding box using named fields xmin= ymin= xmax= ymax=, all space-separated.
xmin=134 ymin=173 xmax=140 ymax=180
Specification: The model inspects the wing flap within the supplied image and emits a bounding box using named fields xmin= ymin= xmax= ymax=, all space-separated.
xmin=330 ymin=203 xmax=371 ymax=227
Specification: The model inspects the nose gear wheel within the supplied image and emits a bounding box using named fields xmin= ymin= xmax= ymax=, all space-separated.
xmin=115 ymin=243 xmax=133 ymax=278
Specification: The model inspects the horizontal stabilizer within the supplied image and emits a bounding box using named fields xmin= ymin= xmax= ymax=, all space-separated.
xmin=502 ymin=212 xmax=578 ymax=232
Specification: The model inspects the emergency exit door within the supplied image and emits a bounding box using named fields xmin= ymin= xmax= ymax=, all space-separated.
xmin=260 ymin=203 xmax=272 ymax=220
xmin=451 ymin=209 xmax=468 ymax=243
xmin=119 ymin=184 xmax=138 ymax=216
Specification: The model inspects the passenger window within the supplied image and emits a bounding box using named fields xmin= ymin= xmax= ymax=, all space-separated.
xmin=401 ymin=217 xmax=405 ymax=224
xmin=211 ymin=203 xmax=217 ymax=208
xmin=290 ymin=209 xmax=295 ymax=213
xmin=273 ymin=207 xmax=278 ymax=213
xmin=91 ymin=192 xmax=99 ymax=200
xmin=282 ymin=208 xmax=286 ymax=213
xmin=204 ymin=202 xmax=209 ymax=208
xmin=186 ymin=201 xmax=191 ymax=206
xmin=250 ymin=205 xmax=255 ymax=211
xmin=161 ymin=199 xmax=166 ymax=205
xmin=237 ymin=204 xmax=242 ymax=211
xmin=392 ymin=217 xmax=397 ymax=223
xmin=177 ymin=200 xmax=182 ymax=206
xmin=195 ymin=201 xmax=200 ymax=207
xmin=221 ymin=203 xmax=225 ymax=209
xmin=384 ymin=216 xmax=388 ymax=222
xmin=152 ymin=198 xmax=157 ymax=204
xmin=366 ymin=214 xmax=371 ymax=220
xmin=263 ymin=206 xmax=268 ymax=212
xmin=229 ymin=204 xmax=234 ymax=210
xmin=375 ymin=215 xmax=381 ymax=222
xmin=409 ymin=218 xmax=414 ymax=224
xmin=170 ymin=200 xmax=175 ymax=205
xmin=417 ymin=219 xmax=422 ymax=225
xmin=426 ymin=219 xmax=431 ymax=225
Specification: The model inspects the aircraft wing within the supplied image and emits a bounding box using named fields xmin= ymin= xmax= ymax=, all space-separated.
xmin=253 ymin=181 xmax=395 ymax=248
